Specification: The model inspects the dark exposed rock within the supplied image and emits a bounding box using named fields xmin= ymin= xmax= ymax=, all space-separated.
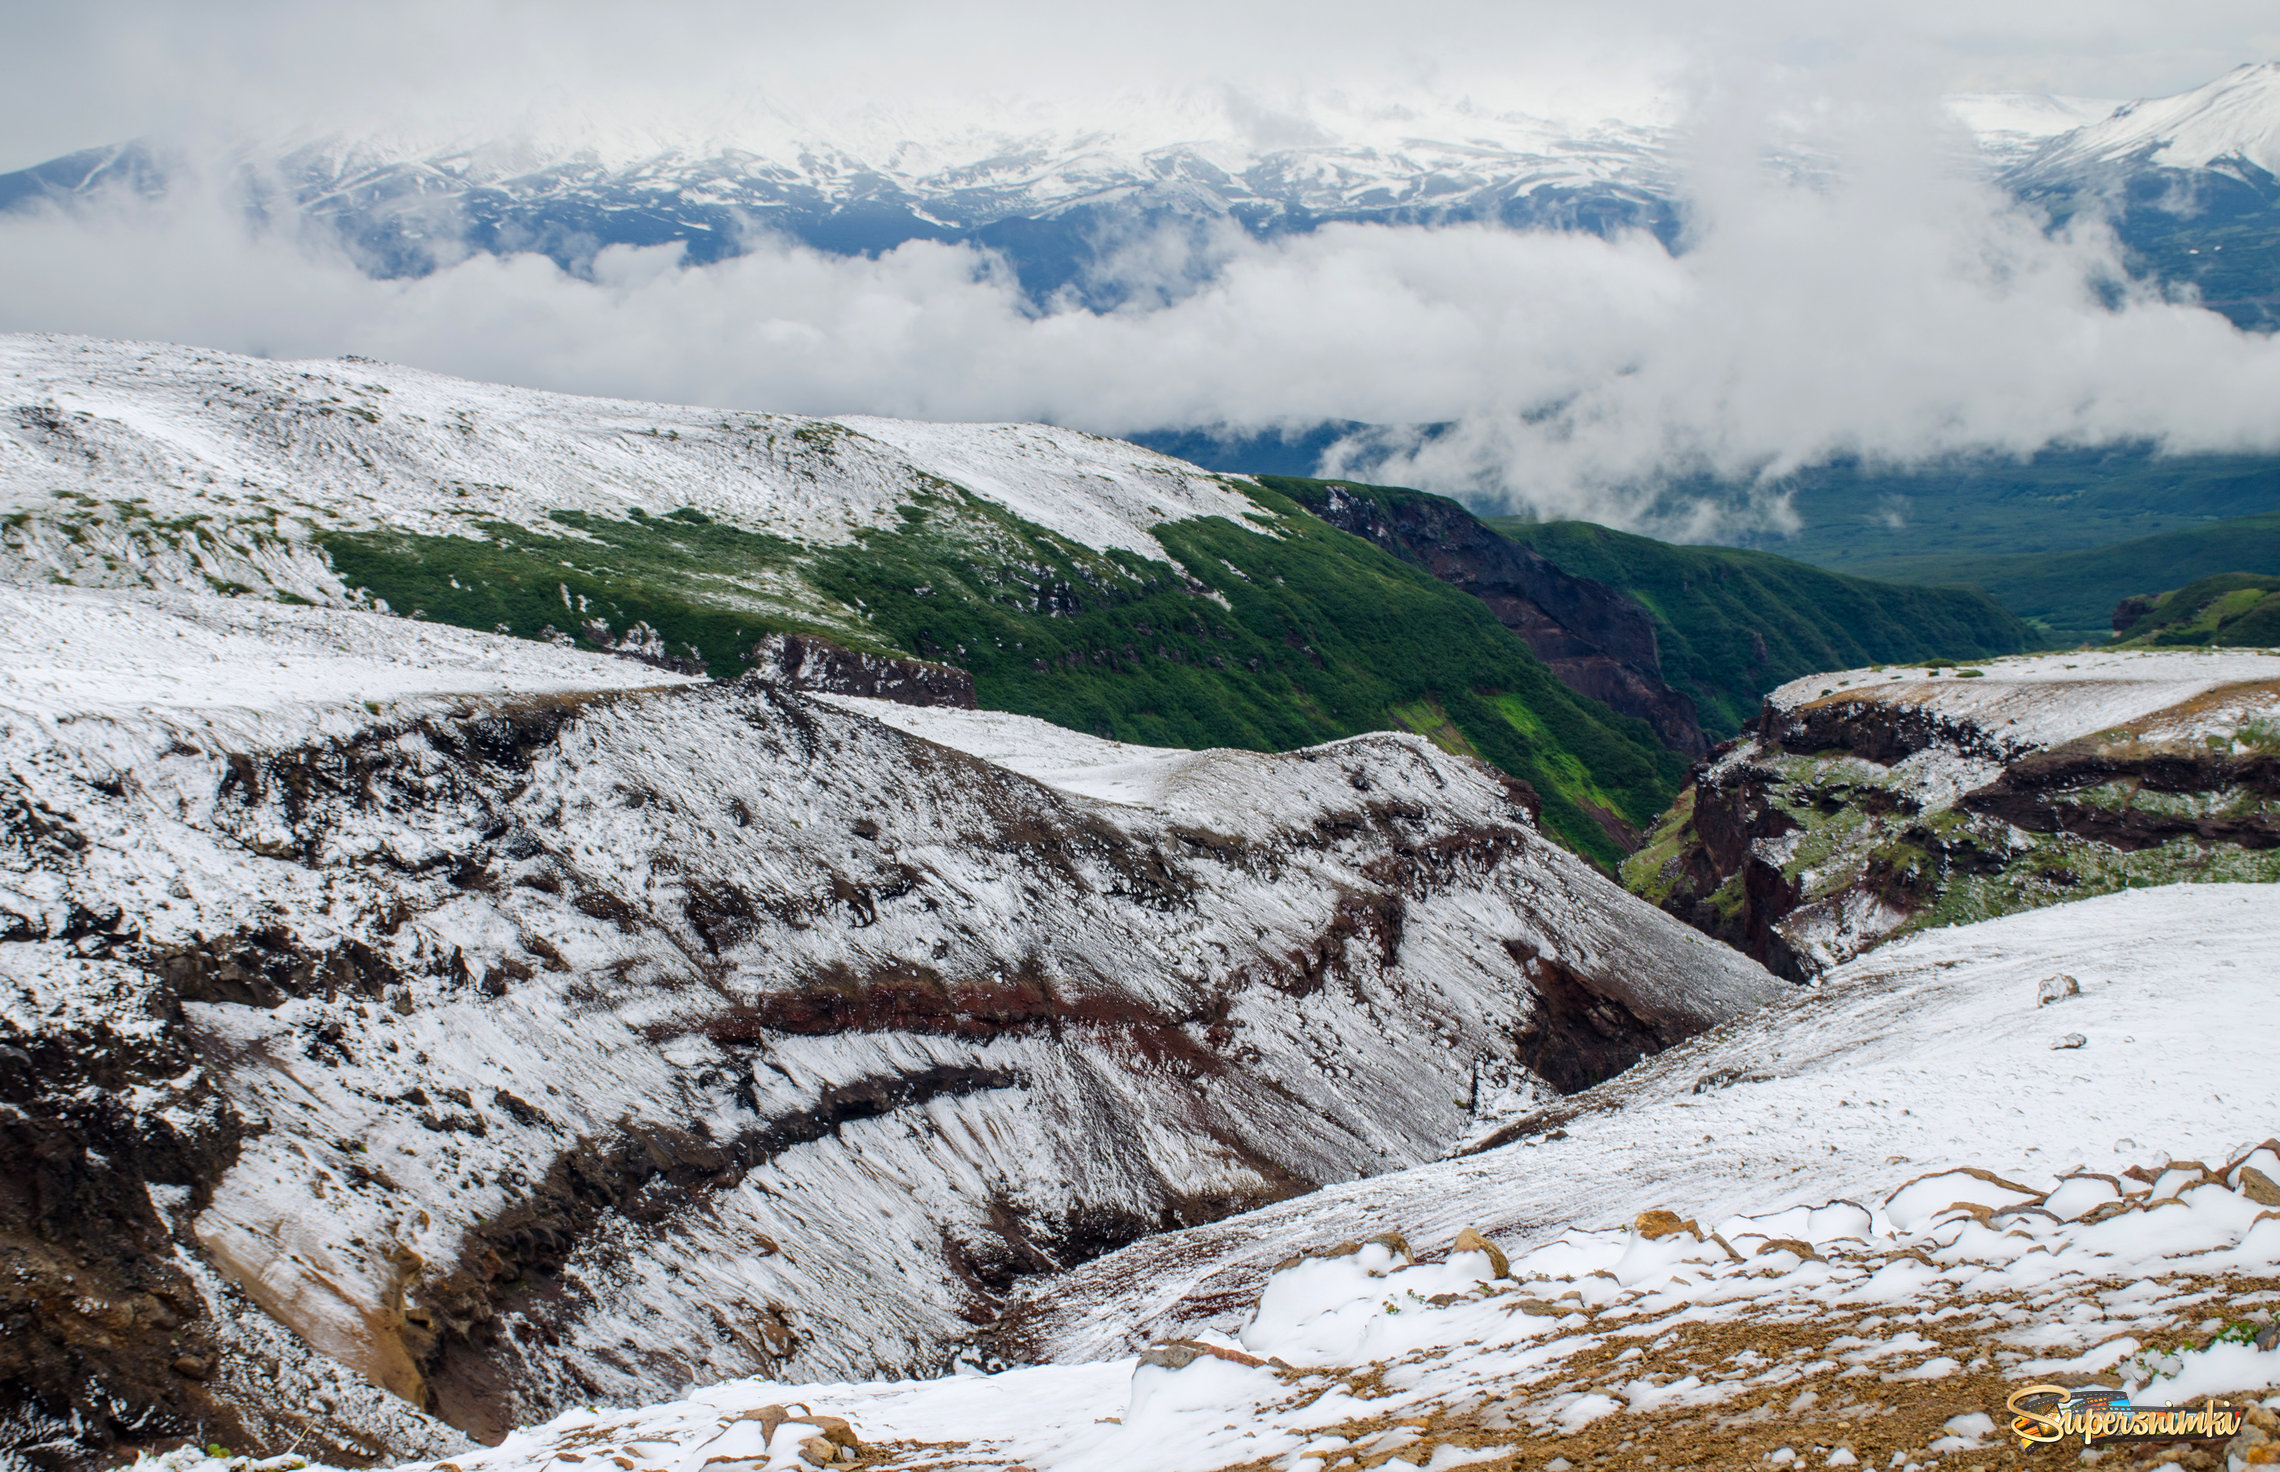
xmin=0 ymin=989 xmax=252 ymax=1468
xmin=1759 ymin=694 xmax=2017 ymax=765
xmin=1503 ymin=939 xmax=1687 ymax=1093
xmin=1962 ymin=748 xmax=2280 ymax=851
xmin=152 ymin=930 xmax=403 ymax=1011
xmin=1296 ymin=482 xmax=1706 ymax=756
xmin=744 ymin=631 xmax=977 ymax=708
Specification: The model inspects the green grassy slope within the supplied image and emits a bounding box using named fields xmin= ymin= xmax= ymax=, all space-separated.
xmin=319 ymin=483 xmax=1683 ymax=868
xmin=1843 ymin=510 xmax=2280 ymax=641
xmin=1487 ymin=519 xmax=2033 ymax=740
xmin=2112 ymin=572 xmax=2280 ymax=646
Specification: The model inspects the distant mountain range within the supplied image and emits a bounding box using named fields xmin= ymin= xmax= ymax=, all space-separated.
xmin=6 ymin=66 xmax=2277 ymax=315
xmin=0 ymin=98 xmax=1684 ymax=302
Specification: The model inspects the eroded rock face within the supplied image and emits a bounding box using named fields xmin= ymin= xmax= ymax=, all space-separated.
xmin=1623 ymin=651 xmax=2280 ymax=976
xmin=0 ymin=599 xmax=1777 ymax=1461
xmin=1299 ymin=484 xmax=1706 ymax=757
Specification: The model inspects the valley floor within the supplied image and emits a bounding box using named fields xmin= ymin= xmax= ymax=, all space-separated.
xmin=131 ymin=883 xmax=2280 ymax=1472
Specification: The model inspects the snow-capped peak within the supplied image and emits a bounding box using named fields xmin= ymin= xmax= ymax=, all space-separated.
xmin=2012 ymin=60 xmax=2280 ymax=182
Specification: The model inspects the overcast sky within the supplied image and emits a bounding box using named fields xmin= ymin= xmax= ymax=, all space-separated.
xmin=7 ymin=0 xmax=2280 ymax=164
xmin=4 ymin=2 xmax=2279 ymax=528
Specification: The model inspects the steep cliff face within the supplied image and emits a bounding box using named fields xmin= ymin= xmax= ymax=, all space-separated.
xmin=1623 ymin=650 xmax=2280 ymax=976
xmin=1278 ymin=480 xmax=1706 ymax=757
xmin=0 ymin=585 xmax=1775 ymax=1464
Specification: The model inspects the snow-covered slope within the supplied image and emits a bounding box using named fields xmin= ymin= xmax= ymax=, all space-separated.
xmin=1626 ymin=650 xmax=2280 ymax=976
xmin=0 ymin=331 xmax=1267 ymax=664
xmin=1764 ymin=647 xmax=2280 ymax=753
xmin=0 ymin=582 xmax=1776 ymax=1462
xmin=199 ymin=883 xmax=2280 ymax=1472
xmin=0 ymin=581 xmax=696 ymax=726
xmin=1002 ymin=881 xmax=2280 ymax=1359
xmin=0 ymin=331 xmax=1703 ymax=868
xmin=2012 ymin=62 xmax=2280 ymax=187
xmin=0 ymin=334 xmax=1253 ymax=567
xmin=1945 ymin=91 xmax=2120 ymax=165
xmin=1992 ymin=65 xmax=2280 ymax=331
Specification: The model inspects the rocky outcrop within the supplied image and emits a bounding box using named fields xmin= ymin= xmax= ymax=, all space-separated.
xmin=1623 ymin=651 xmax=2280 ymax=975
xmin=1964 ymin=746 xmax=2280 ymax=852
xmin=1296 ymin=483 xmax=1706 ymax=756
xmin=743 ymin=632 xmax=976 ymax=708
xmin=0 ymin=587 xmax=1776 ymax=1462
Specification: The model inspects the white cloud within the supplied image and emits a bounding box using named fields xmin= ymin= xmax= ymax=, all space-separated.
xmin=6 ymin=0 xmax=2277 ymax=168
xmin=3 ymin=79 xmax=2280 ymax=538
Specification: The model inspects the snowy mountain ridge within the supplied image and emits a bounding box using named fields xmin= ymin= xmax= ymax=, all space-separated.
xmin=8 ymin=68 xmax=2275 ymax=328
xmin=2009 ymin=61 xmax=2280 ymax=186
xmin=0 ymin=334 xmax=1254 ymax=566
xmin=0 ymin=578 xmax=1776 ymax=1462
xmin=0 ymin=331 xmax=1265 ymax=659
xmin=0 ymin=331 xmax=1710 ymax=868
xmin=1 ymin=77 xmax=2180 ymax=297
xmin=7 ymin=89 xmax=1684 ymax=259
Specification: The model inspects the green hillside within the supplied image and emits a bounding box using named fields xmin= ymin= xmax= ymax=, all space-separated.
xmin=2112 ymin=572 xmax=2280 ymax=646
xmin=1719 ymin=447 xmax=2280 ymax=571
xmin=1489 ymin=518 xmax=2034 ymax=740
xmin=1845 ymin=510 xmax=2280 ymax=641
xmin=320 ymin=482 xmax=1684 ymax=869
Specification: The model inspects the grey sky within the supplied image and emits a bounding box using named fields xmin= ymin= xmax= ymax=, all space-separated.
xmin=4 ymin=0 xmax=2278 ymax=167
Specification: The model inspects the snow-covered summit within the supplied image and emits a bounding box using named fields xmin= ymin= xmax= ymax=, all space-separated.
xmin=2010 ymin=61 xmax=2280 ymax=186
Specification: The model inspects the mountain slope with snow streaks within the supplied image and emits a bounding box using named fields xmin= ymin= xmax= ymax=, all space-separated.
xmin=0 ymin=583 xmax=1774 ymax=1462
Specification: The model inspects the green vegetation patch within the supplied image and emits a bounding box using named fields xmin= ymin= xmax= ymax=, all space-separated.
xmin=1386 ymin=696 xmax=1483 ymax=761
xmin=1857 ymin=514 xmax=2280 ymax=642
xmin=1914 ymin=831 xmax=2280 ymax=935
xmin=2112 ymin=571 xmax=2280 ymax=647
xmin=1637 ymin=737 xmax=2280 ymax=960
xmin=1619 ymin=785 xmax=1696 ymax=909
xmin=318 ymin=509 xmax=857 ymax=673
xmin=803 ymin=485 xmax=1685 ymax=866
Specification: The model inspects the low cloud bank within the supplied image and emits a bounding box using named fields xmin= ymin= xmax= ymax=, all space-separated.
xmin=4 ymin=131 xmax=2278 ymax=535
